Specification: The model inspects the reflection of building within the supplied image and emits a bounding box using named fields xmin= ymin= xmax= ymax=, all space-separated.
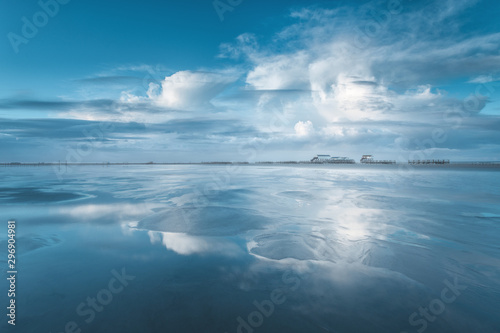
xmin=311 ymin=155 xmax=355 ymax=164
xmin=360 ymin=155 xmax=373 ymax=163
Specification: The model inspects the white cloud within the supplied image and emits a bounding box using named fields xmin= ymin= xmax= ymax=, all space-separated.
xmin=294 ymin=120 xmax=314 ymax=137
xmin=31 ymin=1 xmax=500 ymax=162
xmin=246 ymin=52 xmax=310 ymax=90
xmin=468 ymin=75 xmax=500 ymax=84
xmin=153 ymin=71 xmax=237 ymax=110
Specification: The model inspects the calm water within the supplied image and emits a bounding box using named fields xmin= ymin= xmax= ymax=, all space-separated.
xmin=1 ymin=165 xmax=499 ymax=333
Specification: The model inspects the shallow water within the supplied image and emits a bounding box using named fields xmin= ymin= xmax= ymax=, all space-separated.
xmin=0 ymin=165 xmax=499 ymax=333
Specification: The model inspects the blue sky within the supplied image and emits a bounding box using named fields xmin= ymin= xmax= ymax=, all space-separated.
xmin=1 ymin=0 xmax=500 ymax=162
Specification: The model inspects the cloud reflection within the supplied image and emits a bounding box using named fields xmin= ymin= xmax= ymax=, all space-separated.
xmin=58 ymin=203 xmax=158 ymax=221
xmin=147 ymin=230 xmax=242 ymax=257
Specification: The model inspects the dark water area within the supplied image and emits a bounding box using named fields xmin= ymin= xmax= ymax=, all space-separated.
xmin=0 ymin=165 xmax=499 ymax=333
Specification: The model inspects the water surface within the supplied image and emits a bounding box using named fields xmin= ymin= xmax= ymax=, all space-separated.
xmin=0 ymin=165 xmax=499 ymax=333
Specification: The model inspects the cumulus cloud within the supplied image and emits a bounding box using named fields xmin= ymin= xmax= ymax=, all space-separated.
xmin=294 ymin=120 xmax=314 ymax=137
xmin=151 ymin=71 xmax=238 ymax=110
xmin=246 ymin=52 xmax=311 ymax=90
xmin=3 ymin=0 xmax=499 ymax=162
xmin=208 ymin=0 xmax=499 ymax=160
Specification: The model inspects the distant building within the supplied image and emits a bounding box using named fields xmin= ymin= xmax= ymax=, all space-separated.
xmin=360 ymin=155 xmax=374 ymax=163
xmin=331 ymin=157 xmax=350 ymax=161
xmin=311 ymin=155 xmax=355 ymax=164
xmin=359 ymin=155 xmax=396 ymax=164
xmin=311 ymin=155 xmax=330 ymax=162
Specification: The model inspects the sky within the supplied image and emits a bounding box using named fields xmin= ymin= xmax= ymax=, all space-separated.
xmin=1 ymin=0 xmax=500 ymax=162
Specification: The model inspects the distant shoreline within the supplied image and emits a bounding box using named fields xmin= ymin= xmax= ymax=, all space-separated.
xmin=1 ymin=161 xmax=500 ymax=168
